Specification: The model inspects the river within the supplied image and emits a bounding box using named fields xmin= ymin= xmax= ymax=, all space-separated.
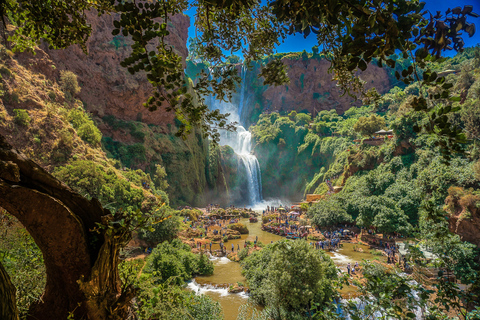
xmin=187 ymin=218 xmax=385 ymax=320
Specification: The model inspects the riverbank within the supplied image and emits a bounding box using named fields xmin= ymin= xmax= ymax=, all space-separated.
xmin=187 ymin=217 xmax=388 ymax=320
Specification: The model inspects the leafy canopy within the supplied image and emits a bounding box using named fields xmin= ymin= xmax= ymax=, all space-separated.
xmin=2 ymin=0 xmax=477 ymax=145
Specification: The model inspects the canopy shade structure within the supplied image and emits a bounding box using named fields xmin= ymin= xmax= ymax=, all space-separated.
xmin=374 ymin=129 xmax=393 ymax=135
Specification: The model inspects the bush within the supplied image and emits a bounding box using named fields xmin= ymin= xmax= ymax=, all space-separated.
xmin=227 ymin=223 xmax=249 ymax=234
xmin=180 ymin=208 xmax=202 ymax=221
xmin=59 ymin=70 xmax=81 ymax=96
xmin=13 ymin=109 xmax=31 ymax=126
xmin=262 ymin=214 xmax=277 ymax=224
xmin=241 ymin=240 xmax=338 ymax=315
xmin=68 ymin=108 xmax=102 ymax=146
xmin=77 ymin=122 xmax=102 ymax=146
xmin=140 ymin=212 xmax=181 ymax=244
xmin=144 ymin=239 xmax=214 ymax=285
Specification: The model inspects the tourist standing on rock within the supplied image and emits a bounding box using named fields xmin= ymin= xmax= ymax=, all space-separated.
xmin=347 ymin=263 xmax=351 ymax=275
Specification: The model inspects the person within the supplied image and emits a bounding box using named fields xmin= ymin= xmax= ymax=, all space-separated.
xmin=209 ymin=242 xmax=212 ymax=251
xmin=237 ymin=244 xmax=240 ymax=251
xmin=232 ymin=243 xmax=234 ymax=252
xmin=347 ymin=263 xmax=351 ymax=275
xmin=355 ymin=261 xmax=359 ymax=270
xmin=352 ymin=266 xmax=355 ymax=274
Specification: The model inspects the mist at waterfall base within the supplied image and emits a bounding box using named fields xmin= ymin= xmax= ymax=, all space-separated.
xmin=205 ymin=69 xmax=290 ymax=209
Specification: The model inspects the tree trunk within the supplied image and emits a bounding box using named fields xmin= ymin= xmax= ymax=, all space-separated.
xmin=0 ymin=261 xmax=19 ymax=320
xmin=0 ymin=135 xmax=133 ymax=319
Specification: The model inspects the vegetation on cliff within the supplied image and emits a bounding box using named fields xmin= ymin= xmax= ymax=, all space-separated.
xmin=241 ymin=240 xmax=338 ymax=318
xmin=1 ymin=0 xmax=479 ymax=319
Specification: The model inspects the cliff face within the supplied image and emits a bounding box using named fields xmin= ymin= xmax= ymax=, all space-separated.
xmin=187 ymin=55 xmax=393 ymax=127
xmin=445 ymin=187 xmax=480 ymax=247
xmin=13 ymin=12 xmax=231 ymax=207
xmin=43 ymin=11 xmax=190 ymax=126
xmin=260 ymin=57 xmax=391 ymax=116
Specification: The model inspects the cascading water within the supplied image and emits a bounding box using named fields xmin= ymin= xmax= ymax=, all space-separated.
xmin=206 ymin=66 xmax=262 ymax=206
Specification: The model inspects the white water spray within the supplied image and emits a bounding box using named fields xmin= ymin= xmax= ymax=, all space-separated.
xmin=206 ymin=67 xmax=263 ymax=206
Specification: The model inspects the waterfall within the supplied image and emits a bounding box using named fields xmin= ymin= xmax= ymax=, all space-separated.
xmin=205 ymin=67 xmax=263 ymax=206
xmin=238 ymin=65 xmax=246 ymax=124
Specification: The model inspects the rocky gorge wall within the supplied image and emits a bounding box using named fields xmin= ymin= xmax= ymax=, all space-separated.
xmin=187 ymin=53 xmax=393 ymax=127
xmin=13 ymin=11 xmax=234 ymax=207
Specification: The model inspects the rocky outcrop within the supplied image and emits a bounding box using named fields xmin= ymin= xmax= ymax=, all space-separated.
xmin=444 ymin=186 xmax=480 ymax=247
xmin=42 ymin=11 xmax=190 ymax=126
xmin=187 ymin=55 xmax=393 ymax=127
xmin=259 ymin=57 xmax=391 ymax=117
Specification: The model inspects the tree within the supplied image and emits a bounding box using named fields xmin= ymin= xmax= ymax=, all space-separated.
xmin=0 ymin=0 xmax=478 ymax=318
xmin=1 ymin=1 xmax=477 ymax=143
xmin=241 ymin=240 xmax=338 ymax=319
xmin=307 ymin=198 xmax=353 ymax=228
xmin=0 ymin=136 xmax=163 ymax=320
xmin=353 ymin=114 xmax=386 ymax=136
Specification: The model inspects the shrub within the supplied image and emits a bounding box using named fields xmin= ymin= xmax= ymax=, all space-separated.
xmin=77 ymin=122 xmax=102 ymax=146
xmin=227 ymin=223 xmax=249 ymax=234
xmin=67 ymin=108 xmax=89 ymax=128
xmin=59 ymin=70 xmax=81 ymax=96
xmin=180 ymin=208 xmax=202 ymax=221
xmin=0 ymin=66 xmax=11 ymax=78
xmin=13 ymin=109 xmax=31 ymax=126
xmin=57 ymin=128 xmax=75 ymax=151
xmin=68 ymin=108 xmax=102 ymax=146
xmin=144 ymin=239 xmax=214 ymax=285
xmin=140 ymin=212 xmax=181 ymax=244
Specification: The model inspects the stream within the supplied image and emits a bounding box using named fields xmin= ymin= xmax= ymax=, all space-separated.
xmin=187 ymin=218 xmax=385 ymax=320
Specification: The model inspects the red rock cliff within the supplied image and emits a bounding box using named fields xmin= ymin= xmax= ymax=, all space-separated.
xmin=44 ymin=11 xmax=190 ymax=126
xmin=261 ymin=57 xmax=391 ymax=115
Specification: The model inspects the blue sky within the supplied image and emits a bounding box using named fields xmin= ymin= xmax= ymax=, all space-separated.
xmin=185 ymin=0 xmax=480 ymax=57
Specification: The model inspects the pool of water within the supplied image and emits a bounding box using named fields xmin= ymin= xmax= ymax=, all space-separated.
xmin=189 ymin=218 xmax=385 ymax=320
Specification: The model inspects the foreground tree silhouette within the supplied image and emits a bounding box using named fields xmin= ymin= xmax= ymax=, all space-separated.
xmin=0 ymin=135 xmax=137 ymax=319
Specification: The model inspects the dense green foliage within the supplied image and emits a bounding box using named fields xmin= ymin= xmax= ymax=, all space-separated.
xmin=0 ymin=215 xmax=45 ymax=318
xmin=120 ymin=258 xmax=222 ymax=320
xmin=13 ymin=109 xmax=31 ymax=126
xmin=144 ymin=239 xmax=214 ymax=285
xmin=241 ymin=240 xmax=338 ymax=319
xmin=251 ymin=107 xmax=378 ymax=200
xmin=54 ymin=160 xmax=147 ymax=212
xmin=139 ymin=212 xmax=181 ymax=244
xmin=67 ymin=107 xmax=102 ymax=146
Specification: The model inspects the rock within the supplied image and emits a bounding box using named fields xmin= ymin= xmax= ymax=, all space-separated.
xmin=227 ymin=223 xmax=249 ymax=234
xmin=228 ymin=284 xmax=245 ymax=294
xmin=43 ymin=11 xmax=190 ymax=127
xmin=445 ymin=187 xmax=480 ymax=247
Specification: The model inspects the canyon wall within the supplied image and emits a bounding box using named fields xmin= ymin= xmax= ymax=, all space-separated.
xmin=14 ymin=12 xmax=232 ymax=206
xmin=187 ymin=54 xmax=393 ymax=127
